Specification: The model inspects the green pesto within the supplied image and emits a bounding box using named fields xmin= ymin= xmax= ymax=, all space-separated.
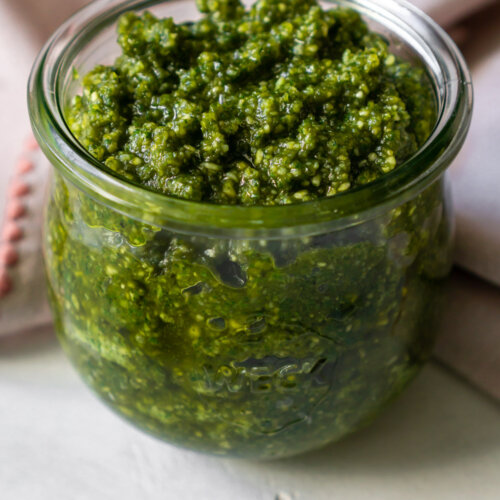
xmin=46 ymin=174 xmax=452 ymax=458
xmin=67 ymin=0 xmax=434 ymax=205
xmin=46 ymin=0 xmax=449 ymax=459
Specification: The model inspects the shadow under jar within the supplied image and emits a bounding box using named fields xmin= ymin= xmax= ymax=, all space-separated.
xmin=28 ymin=0 xmax=472 ymax=459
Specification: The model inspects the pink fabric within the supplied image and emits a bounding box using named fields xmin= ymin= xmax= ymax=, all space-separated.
xmin=450 ymin=10 xmax=500 ymax=286
xmin=435 ymin=269 xmax=500 ymax=401
xmin=0 ymin=143 xmax=51 ymax=335
xmin=414 ymin=0 xmax=495 ymax=26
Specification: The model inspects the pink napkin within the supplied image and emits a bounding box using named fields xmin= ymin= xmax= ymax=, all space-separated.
xmin=413 ymin=0 xmax=496 ymax=27
xmin=0 ymin=141 xmax=51 ymax=338
xmin=436 ymin=269 xmax=500 ymax=401
xmin=450 ymin=9 xmax=500 ymax=287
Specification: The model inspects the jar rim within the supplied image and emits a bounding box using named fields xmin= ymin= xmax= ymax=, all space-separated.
xmin=28 ymin=0 xmax=472 ymax=236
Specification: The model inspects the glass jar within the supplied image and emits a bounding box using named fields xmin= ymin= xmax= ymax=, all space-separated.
xmin=28 ymin=0 xmax=472 ymax=459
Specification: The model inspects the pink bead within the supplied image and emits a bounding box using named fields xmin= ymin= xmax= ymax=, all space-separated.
xmin=6 ymin=200 xmax=26 ymax=219
xmin=9 ymin=181 xmax=30 ymax=197
xmin=25 ymin=135 xmax=39 ymax=151
xmin=17 ymin=158 xmax=34 ymax=174
xmin=0 ymin=269 xmax=12 ymax=298
xmin=0 ymin=245 xmax=18 ymax=266
xmin=2 ymin=222 xmax=23 ymax=242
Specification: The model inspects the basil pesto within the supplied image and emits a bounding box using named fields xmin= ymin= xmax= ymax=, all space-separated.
xmin=67 ymin=0 xmax=434 ymax=205
xmin=45 ymin=0 xmax=449 ymax=458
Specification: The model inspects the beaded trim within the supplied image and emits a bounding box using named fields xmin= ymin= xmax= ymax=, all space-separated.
xmin=0 ymin=135 xmax=39 ymax=299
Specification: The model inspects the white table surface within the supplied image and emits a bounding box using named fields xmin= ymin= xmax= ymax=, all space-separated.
xmin=1 ymin=331 xmax=499 ymax=500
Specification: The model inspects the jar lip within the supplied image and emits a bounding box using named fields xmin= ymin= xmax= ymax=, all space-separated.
xmin=28 ymin=0 xmax=472 ymax=235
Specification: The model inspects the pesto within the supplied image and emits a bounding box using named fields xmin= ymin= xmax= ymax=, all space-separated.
xmin=47 ymin=175 xmax=451 ymax=458
xmin=44 ymin=0 xmax=450 ymax=459
xmin=67 ymin=0 xmax=434 ymax=205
